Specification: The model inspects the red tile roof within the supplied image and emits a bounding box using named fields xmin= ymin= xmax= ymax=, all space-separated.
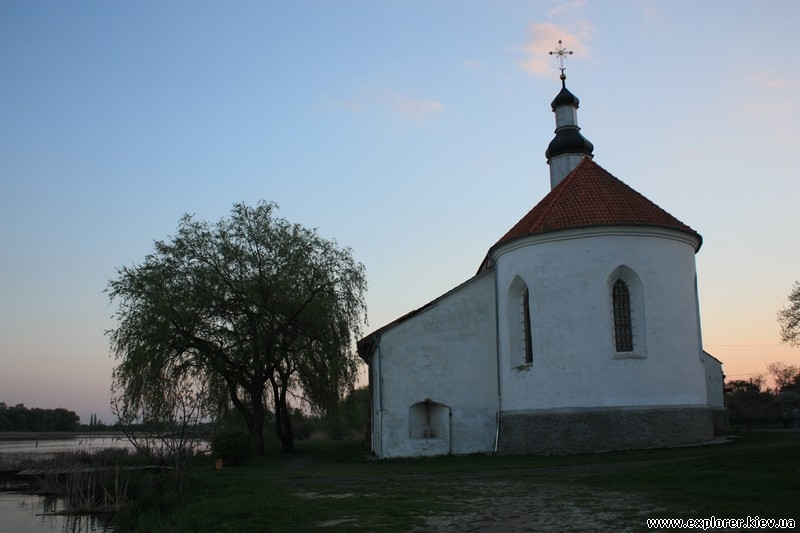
xmin=493 ymin=158 xmax=702 ymax=251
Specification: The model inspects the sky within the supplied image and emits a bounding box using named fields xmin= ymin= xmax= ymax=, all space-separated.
xmin=1 ymin=0 xmax=799 ymax=425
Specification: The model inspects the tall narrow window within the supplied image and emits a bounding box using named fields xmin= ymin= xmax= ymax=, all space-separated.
xmin=612 ymin=279 xmax=633 ymax=352
xmin=522 ymin=288 xmax=533 ymax=364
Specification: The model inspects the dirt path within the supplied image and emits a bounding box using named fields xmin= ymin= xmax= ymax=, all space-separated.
xmin=283 ymin=455 xmax=698 ymax=531
xmin=414 ymin=481 xmax=663 ymax=532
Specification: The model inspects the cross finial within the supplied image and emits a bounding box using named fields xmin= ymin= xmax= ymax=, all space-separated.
xmin=549 ymin=39 xmax=573 ymax=82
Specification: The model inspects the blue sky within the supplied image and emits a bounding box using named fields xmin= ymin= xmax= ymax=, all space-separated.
xmin=1 ymin=0 xmax=798 ymax=424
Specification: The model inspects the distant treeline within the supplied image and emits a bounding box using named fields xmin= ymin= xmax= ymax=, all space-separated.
xmin=0 ymin=402 xmax=80 ymax=432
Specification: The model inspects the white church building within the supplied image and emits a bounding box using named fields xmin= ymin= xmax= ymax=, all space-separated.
xmin=357 ymin=69 xmax=725 ymax=458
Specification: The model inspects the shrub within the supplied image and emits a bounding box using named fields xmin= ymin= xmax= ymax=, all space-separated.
xmin=211 ymin=432 xmax=253 ymax=465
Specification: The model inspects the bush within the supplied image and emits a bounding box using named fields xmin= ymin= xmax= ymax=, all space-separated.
xmin=211 ymin=432 xmax=253 ymax=465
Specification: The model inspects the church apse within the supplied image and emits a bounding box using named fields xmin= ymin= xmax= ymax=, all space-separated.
xmin=356 ymin=41 xmax=722 ymax=458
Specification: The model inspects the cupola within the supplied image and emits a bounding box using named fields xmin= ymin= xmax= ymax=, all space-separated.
xmin=545 ymin=41 xmax=594 ymax=189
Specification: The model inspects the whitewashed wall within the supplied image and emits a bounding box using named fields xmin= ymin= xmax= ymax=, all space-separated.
xmin=492 ymin=226 xmax=708 ymax=412
xmin=371 ymin=271 xmax=499 ymax=458
xmin=701 ymin=351 xmax=725 ymax=409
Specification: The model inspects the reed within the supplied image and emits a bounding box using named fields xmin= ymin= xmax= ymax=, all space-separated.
xmin=23 ymin=447 xmax=139 ymax=514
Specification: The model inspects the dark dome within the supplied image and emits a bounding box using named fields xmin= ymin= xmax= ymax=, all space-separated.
xmin=545 ymin=128 xmax=594 ymax=159
xmin=550 ymin=86 xmax=579 ymax=110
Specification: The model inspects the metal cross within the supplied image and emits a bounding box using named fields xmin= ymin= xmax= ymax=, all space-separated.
xmin=549 ymin=40 xmax=573 ymax=75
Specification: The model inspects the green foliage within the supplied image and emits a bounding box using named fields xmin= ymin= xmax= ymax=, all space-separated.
xmin=107 ymin=201 xmax=368 ymax=456
xmin=114 ymin=464 xmax=200 ymax=530
xmin=211 ymin=432 xmax=253 ymax=465
xmin=0 ymin=402 xmax=80 ymax=431
xmin=778 ymin=281 xmax=800 ymax=347
xmin=324 ymin=387 xmax=370 ymax=439
xmin=725 ymin=377 xmax=782 ymax=426
xmin=725 ymin=364 xmax=800 ymax=427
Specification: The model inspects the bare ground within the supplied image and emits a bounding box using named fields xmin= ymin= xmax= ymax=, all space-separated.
xmin=288 ymin=457 xmax=696 ymax=532
xmin=413 ymin=481 xmax=663 ymax=532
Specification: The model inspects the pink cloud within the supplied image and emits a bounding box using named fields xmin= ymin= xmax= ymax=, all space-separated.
xmin=517 ymin=22 xmax=591 ymax=77
xmin=748 ymin=71 xmax=792 ymax=90
xmin=339 ymin=88 xmax=445 ymax=121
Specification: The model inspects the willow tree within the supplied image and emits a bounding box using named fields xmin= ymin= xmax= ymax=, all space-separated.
xmin=778 ymin=281 xmax=800 ymax=348
xmin=107 ymin=201 xmax=367 ymax=455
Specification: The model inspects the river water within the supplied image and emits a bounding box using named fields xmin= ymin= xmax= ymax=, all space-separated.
xmin=0 ymin=434 xmax=133 ymax=532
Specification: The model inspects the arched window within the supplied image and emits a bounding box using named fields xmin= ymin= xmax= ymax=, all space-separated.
xmin=508 ymin=277 xmax=534 ymax=366
xmin=612 ymin=279 xmax=633 ymax=352
xmin=608 ymin=266 xmax=646 ymax=357
xmin=522 ymin=287 xmax=533 ymax=364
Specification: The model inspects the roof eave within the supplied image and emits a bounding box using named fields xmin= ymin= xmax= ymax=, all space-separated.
xmin=488 ymin=223 xmax=703 ymax=260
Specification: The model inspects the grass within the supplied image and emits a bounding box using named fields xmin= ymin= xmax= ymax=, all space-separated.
xmin=581 ymin=431 xmax=800 ymax=519
xmin=114 ymin=430 xmax=800 ymax=532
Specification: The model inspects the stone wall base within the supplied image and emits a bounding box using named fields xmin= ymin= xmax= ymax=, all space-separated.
xmin=497 ymin=405 xmax=717 ymax=455
xmin=712 ymin=408 xmax=728 ymax=436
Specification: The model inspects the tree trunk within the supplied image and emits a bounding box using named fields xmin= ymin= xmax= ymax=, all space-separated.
xmin=226 ymin=376 xmax=254 ymax=436
xmin=251 ymin=401 xmax=266 ymax=456
xmin=278 ymin=395 xmax=294 ymax=452
xmin=270 ymin=377 xmax=295 ymax=452
xmin=249 ymin=381 xmax=267 ymax=457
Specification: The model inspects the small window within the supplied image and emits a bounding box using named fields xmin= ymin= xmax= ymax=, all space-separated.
xmin=522 ymin=288 xmax=533 ymax=364
xmin=508 ymin=276 xmax=535 ymax=368
xmin=612 ymin=279 xmax=633 ymax=352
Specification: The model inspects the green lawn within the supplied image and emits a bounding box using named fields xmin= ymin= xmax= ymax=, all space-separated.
xmin=115 ymin=430 xmax=800 ymax=532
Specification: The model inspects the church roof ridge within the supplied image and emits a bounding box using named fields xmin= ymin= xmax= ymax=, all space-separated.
xmin=491 ymin=158 xmax=702 ymax=253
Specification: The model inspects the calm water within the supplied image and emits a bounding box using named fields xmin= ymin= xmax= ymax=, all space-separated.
xmin=0 ymin=492 xmax=111 ymax=532
xmin=0 ymin=434 xmax=131 ymax=532
xmin=0 ymin=435 xmax=134 ymax=462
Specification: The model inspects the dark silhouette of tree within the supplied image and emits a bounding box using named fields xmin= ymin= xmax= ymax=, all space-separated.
xmin=766 ymin=361 xmax=800 ymax=392
xmin=726 ymin=377 xmax=764 ymax=396
xmin=0 ymin=402 xmax=79 ymax=431
xmin=724 ymin=376 xmax=775 ymax=427
xmin=107 ymin=201 xmax=367 ymax=455
xmin=777 ymin=281 xmax=800 ymax=347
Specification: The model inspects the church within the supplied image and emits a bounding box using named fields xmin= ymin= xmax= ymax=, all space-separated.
xmin=357 ymin=56 xmax=725 ymax=458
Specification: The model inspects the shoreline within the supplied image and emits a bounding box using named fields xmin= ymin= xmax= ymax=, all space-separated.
xmin=0 ymin=431 xmax=125 ymax=440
